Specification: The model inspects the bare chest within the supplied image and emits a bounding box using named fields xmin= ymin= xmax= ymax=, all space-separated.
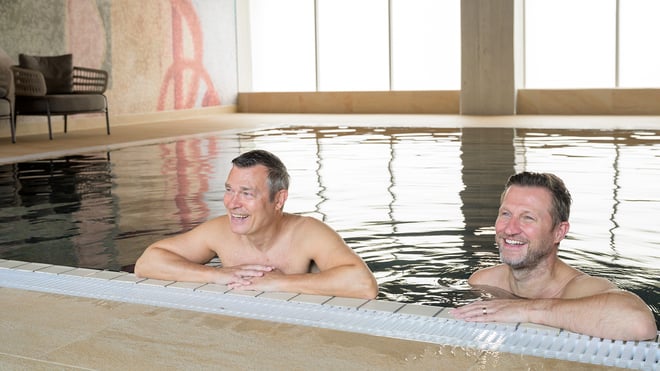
xmin=217 ymin=238 xmax=311 ymax=274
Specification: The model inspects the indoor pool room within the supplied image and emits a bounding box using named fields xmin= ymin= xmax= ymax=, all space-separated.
xmin=0 ymin=118 xmax=659 ymax=370
xmin=3 ymin=0 xmax=660 ymax=369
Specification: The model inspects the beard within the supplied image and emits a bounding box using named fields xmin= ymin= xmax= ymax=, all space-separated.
xmin=497 ymin=234 xmax=555 ymax=271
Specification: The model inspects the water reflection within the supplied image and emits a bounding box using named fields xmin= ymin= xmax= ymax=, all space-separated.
xmin=459 ymin=128 xmax=515 ymax=267
xmin=0 ymin=155 xmax=117 ymax=268
xmin=0 ymin=126 xmax=658 ymax=326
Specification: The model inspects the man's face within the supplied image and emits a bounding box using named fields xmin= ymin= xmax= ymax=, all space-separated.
xmin=494 ymin=185 xmax=568 ymax=270
xmin=223 ymin=165 xmax=284 ymax=235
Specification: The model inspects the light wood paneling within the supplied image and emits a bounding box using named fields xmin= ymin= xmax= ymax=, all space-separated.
xmin=517 ymin=89 xmax=660 ymax=115
xmin=238 ymin=91 xmax=460 ymax=114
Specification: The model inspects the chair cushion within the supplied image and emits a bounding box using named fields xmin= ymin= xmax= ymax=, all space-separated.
xmin=19 ymin=54 xmax=73 ymax=94
xmin=16 ymin=94 xmax=106 ymax=114
xmin=0 ymin=98 xmax=10 ymax=117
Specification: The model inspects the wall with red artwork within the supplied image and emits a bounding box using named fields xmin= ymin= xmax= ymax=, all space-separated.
xmin=0 ymin=0 xmax=237 ymax=117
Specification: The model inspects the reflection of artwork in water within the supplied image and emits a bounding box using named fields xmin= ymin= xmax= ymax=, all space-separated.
xmin=159 ymin=137 xmax=219 ymax=229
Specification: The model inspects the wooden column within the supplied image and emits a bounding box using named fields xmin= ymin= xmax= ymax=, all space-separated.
xmin=461 ymin=0 xmax=523 ymax=115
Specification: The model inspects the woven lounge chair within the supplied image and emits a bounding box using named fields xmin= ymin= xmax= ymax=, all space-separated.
xmin=0 ymin=64 xmax=14 ymax=142
xmin=12 ymin=53 xmax=110 ymax=140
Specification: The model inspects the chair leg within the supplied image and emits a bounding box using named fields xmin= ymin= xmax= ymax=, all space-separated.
xmin=105 ymin=111 xmax=110 ymax=135
xmin=45 ymin=102 xmax=53 ymax=140
xmin=10 ymin=107 xmax=15 ymax=144
xmin=104 ymin=96 xmax=110 ymax=135
xmin=64 ymin=114 xmax=68 ymax=133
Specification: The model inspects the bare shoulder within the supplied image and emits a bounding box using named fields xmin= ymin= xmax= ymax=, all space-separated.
xmin=182 ymin=215 xmax=229 ymax=238
xmin=561 ymin=272 xmax=618 ymax=299
xmin=287 ymin=214 xmax=342 ymax=238
xmin=202 ymin=214 xmax=229 ymax=228
xmin=468 ymin=264 xmax=508 ymax=287
xmin=291 ymin=213 xmax=326 ymax=227
xmin=178 ymin=215 xmax=231 ymax=248
xmin=142 ymin=216 xmax=228 ymax=263
xmin=285 ymin=214 xmax=361 ymax=265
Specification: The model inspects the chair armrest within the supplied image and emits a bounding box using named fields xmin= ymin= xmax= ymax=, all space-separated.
xmin=0 ymin=66 xmax=12 ymax=98
xmin=73 ymin=66 xmax=108 ymax=94
xmin=11 ymin=66 xmax=47 ymax=96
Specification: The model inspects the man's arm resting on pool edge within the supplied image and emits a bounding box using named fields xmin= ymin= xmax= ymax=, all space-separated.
xmin=231 ymin=262 xmax=379 ymax=299
xmin=224 ymin=217 xmax=379 ymax=299
xmin=451 ymin=290 xmax=657 ymax=341
xmin=134 ymin=244 xmax=277 ymax=286
xmin=134 ymin=222 xmax=280 ymax=287
xmin=135 ymin=245 xmax=378 ymax=299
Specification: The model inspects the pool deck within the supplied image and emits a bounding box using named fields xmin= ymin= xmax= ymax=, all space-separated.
xmin=4 ymin=112 xmax=660 ymax=163
xmin=1 ymin=113 xmax=658 ymax=370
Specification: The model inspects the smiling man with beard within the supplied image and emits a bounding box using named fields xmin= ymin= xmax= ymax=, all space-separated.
xmin=135 ymin=149 xmax=378 ymax=299
xmin=451 ymin=172 xmax=656 ymax=341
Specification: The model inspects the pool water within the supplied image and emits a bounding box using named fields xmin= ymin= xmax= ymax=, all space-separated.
xmin=0 ymin=125 xmax=658 ymax=326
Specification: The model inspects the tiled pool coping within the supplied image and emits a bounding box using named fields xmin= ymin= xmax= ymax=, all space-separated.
xmin=1 ymin=259 xmax=658 ymax=371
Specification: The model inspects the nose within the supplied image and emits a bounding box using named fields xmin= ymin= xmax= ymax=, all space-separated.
xmin=497 ymin=216 xmax=521 ymax=235
xmin=224 ymin=192 xmax=240 ymax=208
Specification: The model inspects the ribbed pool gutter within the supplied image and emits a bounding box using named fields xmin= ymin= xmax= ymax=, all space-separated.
xmin=1 ymin=259 xmax=658 ymax=371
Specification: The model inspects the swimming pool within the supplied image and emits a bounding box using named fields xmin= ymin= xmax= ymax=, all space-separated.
xmin=0 ymin=125 xmax=658 ymax=327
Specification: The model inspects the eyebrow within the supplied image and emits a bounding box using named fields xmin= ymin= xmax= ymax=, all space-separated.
xmin=225 ymin=183 xmax=256 ymax=192
xmin=499 ymin=204 xmax=539 ymax=215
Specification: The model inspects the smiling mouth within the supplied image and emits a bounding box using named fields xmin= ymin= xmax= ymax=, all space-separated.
xmin=501 ymin=238 xmax=530 ymax=251
xmin=231 ymin=213 xmax=249 ymax=220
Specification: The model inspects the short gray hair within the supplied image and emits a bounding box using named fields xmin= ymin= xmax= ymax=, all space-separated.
xmin=232 ymin=150 xmax=290 ymax=201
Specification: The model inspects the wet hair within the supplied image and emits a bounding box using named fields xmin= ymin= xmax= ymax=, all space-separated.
xmin=502 ymin=171 xmax=572 ymax=227
xmin=232 ymin=150 xmax=290 ymax=201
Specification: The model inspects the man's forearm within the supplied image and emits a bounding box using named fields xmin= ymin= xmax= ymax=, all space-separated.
xmin=255 ymin=265 xmax=378 ymax=299
xmin=531 ymin=292 xmax=657 ymax=340
xmin=134 ymin=248 xmax=218 ymax=283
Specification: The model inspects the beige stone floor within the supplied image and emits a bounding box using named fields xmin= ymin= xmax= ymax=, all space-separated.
xmin=0 ymin=113 xmax=647 ymax=370
xmin=1 ymin=286 xmax=621 ymax=371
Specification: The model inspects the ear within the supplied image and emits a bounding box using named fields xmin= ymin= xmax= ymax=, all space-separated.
xmin=554 ymin=221 xmax=570 ymax=243
xmin=275 ymin=189 xmax=288 ymax=210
